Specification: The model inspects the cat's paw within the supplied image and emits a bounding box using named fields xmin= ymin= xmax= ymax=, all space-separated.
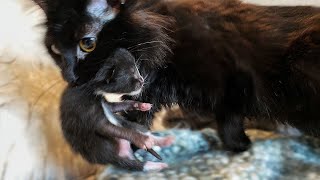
xmin=223 ymin=134 xmax=251 ymax=152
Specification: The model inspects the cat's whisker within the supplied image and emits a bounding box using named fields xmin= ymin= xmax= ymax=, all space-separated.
xmin=129 ymin=43 xmax=167 ymax=52
xmin=127 ymin=41 xmax=164 ymax=49
xmin=130 ymin=46 xmax=163 ymax=53
xmin=143 ymin=74 xmax=149 ymax=80
xmin=127 ymin=41 xmax=164 ymax=51
xmin=136 ymin=54 xmax=144 ymax=66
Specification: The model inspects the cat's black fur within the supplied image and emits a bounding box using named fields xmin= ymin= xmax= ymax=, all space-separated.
xmin=60 ymin=48 xmax=161 ymax=170
xmin=36 ymin=0 xmax=320 ymax=152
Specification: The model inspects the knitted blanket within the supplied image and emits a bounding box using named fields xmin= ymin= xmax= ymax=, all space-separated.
xmin=98 ymin=129 xmax=320 ymax=180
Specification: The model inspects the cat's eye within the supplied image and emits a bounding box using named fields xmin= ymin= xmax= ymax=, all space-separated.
xmin=79 ymin=37 xmax=97 ymax=53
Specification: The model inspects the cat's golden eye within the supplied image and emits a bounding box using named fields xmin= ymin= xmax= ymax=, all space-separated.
xmin=79 ymin=37 xmax=96 ymax=53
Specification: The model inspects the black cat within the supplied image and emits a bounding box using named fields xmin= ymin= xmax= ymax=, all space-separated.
xmin=35 ymin=0 xmax=320 ymax=152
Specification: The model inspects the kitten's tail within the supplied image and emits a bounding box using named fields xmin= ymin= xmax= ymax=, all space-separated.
xmin=108 ymin=157 xmax=145 ymax=171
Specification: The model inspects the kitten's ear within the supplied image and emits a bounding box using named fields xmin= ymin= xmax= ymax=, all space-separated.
xmin=33 ymin=0 xmax=48 ymax=14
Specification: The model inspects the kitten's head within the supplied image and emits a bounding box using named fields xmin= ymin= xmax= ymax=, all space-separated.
xmin=93 ymin=48 xmax=144 ymax=95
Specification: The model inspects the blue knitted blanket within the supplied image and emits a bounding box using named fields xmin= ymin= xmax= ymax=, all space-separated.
xmin=99 ymin=129 xmax=320 ymax=179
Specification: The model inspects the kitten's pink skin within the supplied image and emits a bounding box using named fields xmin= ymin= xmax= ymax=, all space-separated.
xmin=154 ymin=136 xmax=175 ymax=147
xmin=143 ymin=162 xmax=168 ymax=171
xmin=132 ymin=102 xmax=152 ymax=111
xmin=141 ymin=135 xmax=175 ymax=150
xmin=117 ymin=139 xmax=134 ymax=160
xmin=138 ymin=103 xmax=152 ymax=111
xmin=117 ymin=135 xmax=174 ymax=157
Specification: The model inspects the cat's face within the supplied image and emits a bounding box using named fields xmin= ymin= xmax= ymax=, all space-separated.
xmin=34 ymin=0 xmax=173 ymax=85
xmin=36 ymin=0 xmax=124 ymax=84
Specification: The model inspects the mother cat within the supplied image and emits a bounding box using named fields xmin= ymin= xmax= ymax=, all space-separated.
xmin=34 ymin=0 xmax=320 ymax=152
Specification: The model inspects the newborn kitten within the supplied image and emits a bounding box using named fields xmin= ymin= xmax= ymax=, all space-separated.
xmin=60 ymin=49 xmax=173 ymax=171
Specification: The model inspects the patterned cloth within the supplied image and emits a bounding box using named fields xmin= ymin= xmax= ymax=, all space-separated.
xmin=98 ymin=129 xmax=320 ymax=180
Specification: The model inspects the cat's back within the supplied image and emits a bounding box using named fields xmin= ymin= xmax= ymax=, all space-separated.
xmin=155 ymin=0 xmax=319 ymax=77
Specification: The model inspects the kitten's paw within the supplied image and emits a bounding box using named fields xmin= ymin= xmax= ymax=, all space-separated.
xmin=143 ymin=162 xmax=168 ymax=171
xmin=134 ymin=103 xmax=152 ymax=111
xmin=134 ymin=135 xmax=155 ymax=150
xmin=154 ymin=135 xmax=175 ymax=147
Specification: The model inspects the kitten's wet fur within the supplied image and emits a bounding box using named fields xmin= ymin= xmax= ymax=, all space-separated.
xmin=60 ymin=48 xmax=172 ymax=171
xmin=36 ymin=0 xmax=320 ymax=152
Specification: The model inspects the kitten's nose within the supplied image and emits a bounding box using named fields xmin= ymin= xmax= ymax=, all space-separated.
xmin=137 ymin=77 xmax=144 ymax=87
xmin=135 ymin=77 xmax=144 ymax=89
xmin=138 ymin=77 xmax=144 ymax=84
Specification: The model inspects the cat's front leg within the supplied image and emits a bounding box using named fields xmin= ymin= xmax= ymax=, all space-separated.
xmin=215 ymin=70 xmax=254 ymax=152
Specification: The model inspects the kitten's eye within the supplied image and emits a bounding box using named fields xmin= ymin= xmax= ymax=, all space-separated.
xmin=51 ymin=44 xmax=61 ymax=55
xmin=79 ymin=37 xmax=96 ymax=53
xmin=106 ymin=67 xmax=116 ymax=84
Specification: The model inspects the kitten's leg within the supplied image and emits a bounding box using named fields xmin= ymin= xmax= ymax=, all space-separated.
xmin=107 ymin=100 xmax=152 ymax=113
xmin=97 ymin=119 xmax=174 ymax=149
xmin=216 ymin=113 xmax=251 ymax=152
xmin=118 ymin=139 xmax=135 ymax=159
xmin=117 ymin=139 xmax=169 ymax=171
xmin=114 ymin=114 xmax=150 ymax=133
xmin=123 ymin=102 xmax=162 ymax=129
xmin=96 ymin=121 xmax=155 ymax=150
xmin=102 ymin=100 xmax=152 ymax=132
